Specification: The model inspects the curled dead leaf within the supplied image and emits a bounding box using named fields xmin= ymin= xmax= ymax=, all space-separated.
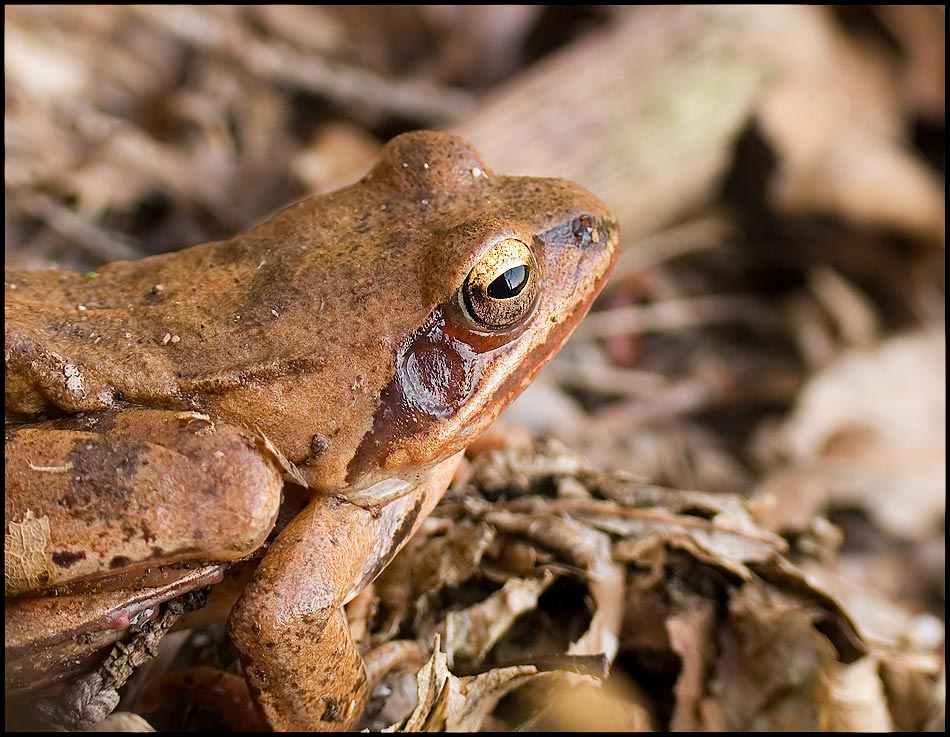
xmin=4 ymin=509 xmax=54 ymax=595
xmin=771 ymin=329 xmax=946 ymax=539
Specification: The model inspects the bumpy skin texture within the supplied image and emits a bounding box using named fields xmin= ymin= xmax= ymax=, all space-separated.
xmin=4 ymin=131 xmax=619 ymax=730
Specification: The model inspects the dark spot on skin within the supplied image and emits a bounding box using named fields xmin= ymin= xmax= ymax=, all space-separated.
xmin=301 ymin=612 xmax=321 ymax=626
xmin=44 ymin=320 xmax=92 ymax=342
xmin=320 ymin=696 xmax=343 ymax=722
xmin=141 ymin=523 xmax=156 ymax=544
xmin=386 ymin=230 xmax=412 ymax=251
xmin=232 ymin=255 xmax=308 ymax=329
xmin=61 ymin=436 xmax=150 ymax=525
xmin=52 ymin=550 xmax=87 ymax=568
xmin=149 ymin=546 xmax=166 ymax=559
xmin=110 ymin=555 xmax=132 ymax=569
xmin=120 ymin=520 xmax=140 ymax=542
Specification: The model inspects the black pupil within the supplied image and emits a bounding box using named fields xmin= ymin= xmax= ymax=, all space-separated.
xmin=487 ymin=265 xmax=528 ymax=299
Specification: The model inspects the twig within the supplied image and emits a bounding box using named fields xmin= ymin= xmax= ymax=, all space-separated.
xmin=576 ymin=294 xmax=773 ymax=339
xmin=611 ymin=215 xmax=733 ymax=281
xmin=546 ymin=359 xmax=670 ymax=398
xmin=807 ymin=265 xmax=881 ymax=349
xmin=29 ymin=590 xmax=208 ymax=731
xmin=132 ymin=5 xmax=474 ymax=123
xmin=14 ymin=191 xmax=142 ymax=263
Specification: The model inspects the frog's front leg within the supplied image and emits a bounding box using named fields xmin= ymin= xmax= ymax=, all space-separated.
xmin=5 ymin=408 xmax=284 ymax=596
xmin=228 ymin=452 xmax=462 ymax=731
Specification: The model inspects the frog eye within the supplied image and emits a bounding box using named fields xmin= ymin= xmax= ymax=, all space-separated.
xmin=460 ymin=238 xmax=540 ymax=330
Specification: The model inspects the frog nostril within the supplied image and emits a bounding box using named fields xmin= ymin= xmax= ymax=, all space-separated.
xmin=571 ymin=215 xmax=602 ymax=249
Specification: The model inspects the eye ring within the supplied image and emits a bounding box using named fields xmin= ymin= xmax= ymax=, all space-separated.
xmin=460 ymin=238 xmax=540 ymax=330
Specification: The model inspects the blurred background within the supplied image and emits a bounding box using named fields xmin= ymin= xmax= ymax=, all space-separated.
xmin=5 ymin=5 xmax=944 ymax=732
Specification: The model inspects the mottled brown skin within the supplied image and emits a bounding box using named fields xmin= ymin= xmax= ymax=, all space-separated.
xmin=4 ymin=411 xmax=280 ymax=594
xmin=4 ymin=131 xmax=618 ymax=730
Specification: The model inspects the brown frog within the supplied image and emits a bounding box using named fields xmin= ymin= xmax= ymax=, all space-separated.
xmin=4 ymin=131 xmax=618 ymax=730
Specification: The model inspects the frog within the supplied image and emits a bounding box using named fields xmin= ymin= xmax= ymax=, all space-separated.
xmin=4 ymin=130 xmax=618 ymax=731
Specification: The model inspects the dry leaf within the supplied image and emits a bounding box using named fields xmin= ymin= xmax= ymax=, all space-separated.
xmin=705 ymin=582 xmax=841 ymax=731
xmin=798 ymin=556 xmax=945 ymax=653
xmin=444 ymin=665 xmax=540 ymax=732
xmin=445 ymin=572 xmax=555 ymax=665
xmin=4 ymin=509 xmax=54 ymax=594
xmin=774 ymin=329 xmax=946 ymax=539
xmin=879 ymin=652 xmax=946 ymax=731
xmin=742 ymin=6 xmax=945 ymax=241
xmin=818 ymin=656 xmax=894 ymax=731
xmin=480 ymin=506 xmax=624 ymax=662
xmin=83 ymin=711 xmax=156 ymax=732
xmin=666 ymin=594 xmax=717 ymax=731
xmin=392 ymin=636 xmax=544 ymax=733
